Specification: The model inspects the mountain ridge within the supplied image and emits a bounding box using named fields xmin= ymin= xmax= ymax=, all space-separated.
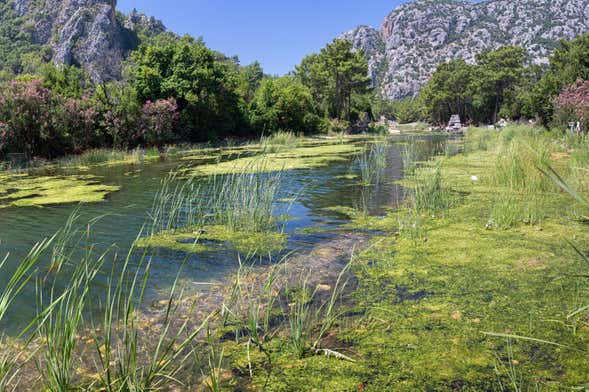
xmin=341 ymin=0 xmax=589 ymax=99
xmin=0 ymin=0 xmax=167 ymax=81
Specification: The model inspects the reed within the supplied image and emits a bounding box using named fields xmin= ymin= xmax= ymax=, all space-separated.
xmin=0 ymin=237 xmax=54 ymax=392
xmin=357 ymin=139 xmax=388 ymax=186
xmin=413 ymin=162 xmax=451 ymax=214
xmin=92 ymin=235 xmax=215 ymax=391
xmin=150 ymin=159 xmax=287 ymax=236
xmin=401 ymin=137 xmax=419 ymax=175
xmin=260 ymin=131 xmax=300 ymax=153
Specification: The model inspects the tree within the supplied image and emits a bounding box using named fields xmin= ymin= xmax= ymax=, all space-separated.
xmin=472 ymin=46 xmax=529 ymax=123
xmin=420 ymin=59 xmax=474 ymax=124
xmin=249 ymin=76 xmax=318 ymax=133
xmin=128 ymin=36 xmax=246 ymax=141
xmin=239 ymin=61 xmax=265 ymax=103
xmin=418 ymin=46 xmax=530 ymax=125
xmin=531 ymin=33 xmax=589 ymax=126
xmin=41 ymin=63 xmax=88 ymax=98
xmin=295 ymin=40 xmax=371 ymax=123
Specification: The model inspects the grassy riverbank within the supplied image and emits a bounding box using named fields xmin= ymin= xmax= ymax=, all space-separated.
xmin=1 ymin=126 xmax=587 ymax=390
xmin=211 ymin=126 xmax=589 ymax=390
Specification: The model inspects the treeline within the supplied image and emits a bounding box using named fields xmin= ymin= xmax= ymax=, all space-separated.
xmin=376 ymin=33 xmax=589 ymax=131
xmin=0 ymin=36 xmax=371 ymax=159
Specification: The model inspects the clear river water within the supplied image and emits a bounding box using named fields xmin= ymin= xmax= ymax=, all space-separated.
xmin=0 ymin=135 xmax=447 ymax=332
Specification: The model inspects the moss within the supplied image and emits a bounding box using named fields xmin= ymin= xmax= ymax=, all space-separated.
xmin=185 ymin=143 xmax=364 ymax=176
xmin=135 ymin=225 xmax=288 ymax=255
xmin=0 ymin=174 xmax=120 ymax=208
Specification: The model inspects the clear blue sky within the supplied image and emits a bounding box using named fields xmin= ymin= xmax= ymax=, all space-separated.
xmin=117 ymin=0 xmax=404 ymax=75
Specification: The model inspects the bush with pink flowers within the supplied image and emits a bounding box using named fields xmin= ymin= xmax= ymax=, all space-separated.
xmin=140 ymin=98 xmax=179 ymax=147
xmin=0 ymin=79 xmax=63 ymax=158
xmin=554 ymin=79 xmax=589 ymax=132
xmin=0 ymin=79 xmax=181 ymax=158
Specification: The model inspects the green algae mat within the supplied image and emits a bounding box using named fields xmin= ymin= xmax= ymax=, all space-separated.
xmin=135 ymin=225 xmax=288 ymax=256
xmin=213 ymin=139 xmax=589 ymax=390
xmin=184 ymin=142 xmax=363 ymax=175
xmin=0 ymin=173 xmax=120 ymax=208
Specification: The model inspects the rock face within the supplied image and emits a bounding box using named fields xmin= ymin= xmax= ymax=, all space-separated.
xmin=7 ymin=0 xmax=166 ymax=82
xmin=341 ymin=0 xmax=589 ymax=99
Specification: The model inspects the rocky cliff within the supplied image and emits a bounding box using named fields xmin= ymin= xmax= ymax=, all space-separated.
xmin=1 ymin=0 xmax=166 ymax=81
xmin=341 ymin=0 xmax=589 ymax=99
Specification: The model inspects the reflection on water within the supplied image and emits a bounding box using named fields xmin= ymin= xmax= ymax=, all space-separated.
xmin=0 ymin=135 xmax=447 ymax=332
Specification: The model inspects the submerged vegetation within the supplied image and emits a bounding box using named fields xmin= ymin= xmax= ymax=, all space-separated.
xmin=140 ymin=159 xmax=290 ymax=256
xmin=1 ymin=2 xmax=589 ymax=390
xmin=0 ymin=125 xmax=588 ymax=390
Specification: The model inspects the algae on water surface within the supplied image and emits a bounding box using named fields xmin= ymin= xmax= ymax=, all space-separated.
xmin=0 ymin=173 xmax=120 ymax=208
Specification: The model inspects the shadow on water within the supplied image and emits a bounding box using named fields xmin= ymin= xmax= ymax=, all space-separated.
xmin=0 ymin=134 xmax=448 ymax=332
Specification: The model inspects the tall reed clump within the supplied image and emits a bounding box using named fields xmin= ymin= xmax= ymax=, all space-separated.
xmin=150 ymin=159 xmax=287 ymax=237
xmin=412 ymin=162 xmax=451 ymax=214
xmin=91 ymin=241 xmax=215 ymax=391
xmin=357 ymin=138 xmax=388 ymax=186
xmin=0 ymin=211 xmax=221 ymax=391
xmin=493 ymin=128 xmax=554 ymax=194
xmin=401 ymin=137 xmax=419 ymax=175
xmin=0 ymin=238 xmax=54 ymax=392
xmin=210 ymin=163 xmax=284 ymax=233
xmin=260 ymin=131 xmax=300 ymax=153
xmin=36 ymin=219 xmax=108 ymax=391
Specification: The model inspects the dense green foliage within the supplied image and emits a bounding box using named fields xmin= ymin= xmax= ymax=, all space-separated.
xmin=127 ymin=36 xmax=247 ymax=141
xmin=529 ymin=34 xmax=589 ymax=126
xmin=0 ymin=35 xmax=371 ymax=159
xmin=415 ymin=34 xmax=589 ymax=128
xmin=249 ymin=76 xmax=319 ymax=133
xmin=419 ymin=46 xmax=530 ymax=125
xmin=296 ymin=39 xmax=372 ymax=129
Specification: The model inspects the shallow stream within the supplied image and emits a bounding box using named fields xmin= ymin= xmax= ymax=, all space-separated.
xmin=0 ymin=135 xmax=446 ymax=332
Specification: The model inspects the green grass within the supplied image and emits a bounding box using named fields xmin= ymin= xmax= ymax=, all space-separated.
xmin=412 ymin=161 xmax=452 ymax=214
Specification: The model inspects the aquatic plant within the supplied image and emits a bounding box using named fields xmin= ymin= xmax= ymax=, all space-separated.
xmin=413 ymin=161 xmax=451 ymax=214
xmin=0 ymin=237 xmax=54 ymax=392
xmin=37 ymin=217 xmax=107 ymax=391
xmin=150 ymin=159 xmax=288 ymax=238
xmin=260 ymin=131 xmax=300 ymax=153
xmin=210 ymin=161 xmax=285 ymax=233
xmin=92 ymin=242 xmax=214 ymax=391
xmin=357 ymin=138 xmax=388 ymax=186
xmin=204 ymin=330 xmax=225 ymax=392
xmin=401 ymin=136 xmax=419 ymax=175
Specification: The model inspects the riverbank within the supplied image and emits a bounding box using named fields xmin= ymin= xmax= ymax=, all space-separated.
xmin=1 ymin=126 xmax=587 ymax=390
xmin=210 ymin=126 xmax=589 ymax=390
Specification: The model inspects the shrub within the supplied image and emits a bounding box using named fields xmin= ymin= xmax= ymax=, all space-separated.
xmin=554 ymin=80 xmax=589 ymax=132
xmin=58 ymin=95 xmax=101 ymax=153
xmin=0 ymin=79 xmax=64 ymax=158
xmin=140 ymin=98 xmax=180 ymax=147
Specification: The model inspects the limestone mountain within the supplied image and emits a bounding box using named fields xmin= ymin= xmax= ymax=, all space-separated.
xmin=0 ymin=0 xmax=167 ymax=81
xmin=341 ymin=0 xmax=589 ymax=99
